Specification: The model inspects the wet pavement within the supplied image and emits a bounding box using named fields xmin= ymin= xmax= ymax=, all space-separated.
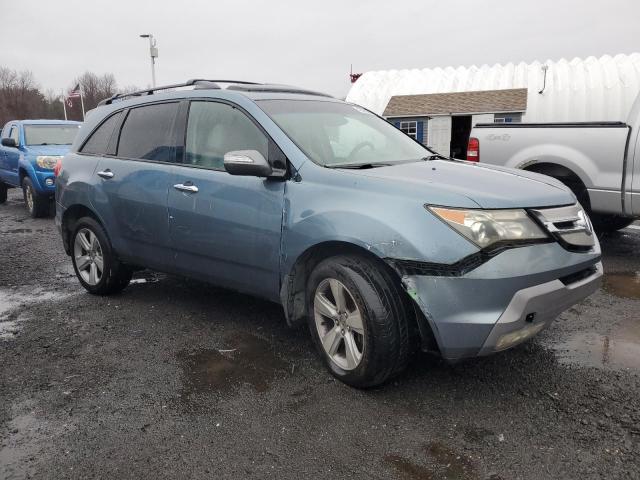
xmin=1 ymin=189 xmax=640 ymax=479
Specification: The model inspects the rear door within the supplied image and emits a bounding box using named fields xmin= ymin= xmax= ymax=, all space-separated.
xmin=90 ymin=102 xmax=179 ymax=270
xmin=167 ymin=100 xmax=286 ymax=301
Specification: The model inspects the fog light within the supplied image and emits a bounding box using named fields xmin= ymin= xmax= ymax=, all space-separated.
xmin=495 ymin=323 xmax=545 ymax=350
xmin=45 ymin=178 xmax=54 ymax=186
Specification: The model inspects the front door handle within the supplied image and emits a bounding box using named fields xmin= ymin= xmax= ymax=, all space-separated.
xmin=173 ymin=183 xmax=199 ymax=193
xmin=97 ymin=169 xmax=114 ymax=179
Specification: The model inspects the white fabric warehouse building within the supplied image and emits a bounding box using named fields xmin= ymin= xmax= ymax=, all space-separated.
xmin=346 ymin=53 xmax=640 ymax=158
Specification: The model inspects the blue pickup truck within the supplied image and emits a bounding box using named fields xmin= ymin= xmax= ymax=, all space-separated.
xmin=0 ymin=120 xmax=81 ymax=217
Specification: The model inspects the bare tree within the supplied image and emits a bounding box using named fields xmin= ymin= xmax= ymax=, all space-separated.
xmin=0 ymin=67 xmax=125 ymax=126
xmin=73 ymin=71 xmax=119 ymax=111
xmin=0 ymin=68 xmax=51 ymax=126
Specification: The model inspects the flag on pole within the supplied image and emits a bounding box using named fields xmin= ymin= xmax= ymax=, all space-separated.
xmin=66 ymin=84 xmax=81 ymax=108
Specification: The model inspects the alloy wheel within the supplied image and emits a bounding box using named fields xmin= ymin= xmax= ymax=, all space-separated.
xmin=313 ymin=278 xmax=365 ymax=370
xmin=73 ymin=228 xmax=104 ymax=286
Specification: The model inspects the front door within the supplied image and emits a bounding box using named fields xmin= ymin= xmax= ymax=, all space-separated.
xmin=91 ymin=102 xmax=180 ymax=270
xmin=3 ymin=125 xmax=21 ymax=187
xmin=168 ymin=100 xmax=286 ymax=301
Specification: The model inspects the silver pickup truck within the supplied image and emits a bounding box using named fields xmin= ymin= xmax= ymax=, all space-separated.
xmin=468 ymin=94 xmax=640 ymax=232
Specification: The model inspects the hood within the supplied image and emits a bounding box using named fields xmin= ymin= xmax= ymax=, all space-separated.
xmin=24 ymin=144 xmax=72 ymax=157
xmin=342 ymin=160 xmax=575 ymax=209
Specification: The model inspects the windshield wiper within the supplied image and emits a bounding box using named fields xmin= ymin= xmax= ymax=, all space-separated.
xmin=421 ymin=154 xmax=450 ymax=161
xmin=328 ymin=162 xmax=392 ymax=169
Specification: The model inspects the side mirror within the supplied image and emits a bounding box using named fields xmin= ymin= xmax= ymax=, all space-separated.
xmin=1 ymin=138 xmax=17 ymax=148
xmin=224 ymin=150 xmax=273 ymax=177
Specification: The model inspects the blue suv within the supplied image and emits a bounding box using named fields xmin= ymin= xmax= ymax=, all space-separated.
xmin=55 ymin=80 xmax=602 ymax=387
xmin=0 ymin=119 xmax=81 ymax=217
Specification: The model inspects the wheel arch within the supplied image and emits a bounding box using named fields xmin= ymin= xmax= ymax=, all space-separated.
xmin=280 ymin=240 xmax=438 ymax=353
xmin=523 ymin=162 xmax=590 ymax=208
xmin=60 ymin=204 xmax=106 ymax=255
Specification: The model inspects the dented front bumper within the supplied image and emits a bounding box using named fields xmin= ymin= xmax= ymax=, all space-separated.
xmin=394 ymin=241 xmax=602 ymax=360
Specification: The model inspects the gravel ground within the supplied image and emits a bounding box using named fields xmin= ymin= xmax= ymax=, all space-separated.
xmin=1 ymin=189 xmax=639 ymax=480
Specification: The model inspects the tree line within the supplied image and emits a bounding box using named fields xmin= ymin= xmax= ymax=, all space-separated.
xmin=0 ymin=67 xmax=138 ymax=127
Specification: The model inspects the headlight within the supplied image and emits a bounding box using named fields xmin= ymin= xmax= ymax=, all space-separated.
xmin=36 ymin=156 xmax=62 ymax=170
xmin=427 ymin=206 xmax=547 ymax=248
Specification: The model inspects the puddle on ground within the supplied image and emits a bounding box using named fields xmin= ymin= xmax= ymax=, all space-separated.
xmin=384 ymin=442 xmax=478 ymax=480
xmin=554 ymin=331 xmax=640 ymax=371
xmin=603 ymin=272 xmax=640 ymax=300
xmin=549 ymin=272 xmax=640 ymax=371
xmin=179 ymin=331 xmax=288 ymax=397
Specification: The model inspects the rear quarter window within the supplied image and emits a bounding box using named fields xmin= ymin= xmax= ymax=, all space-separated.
xmin=80 ymin=112 xmax=123 ymax=155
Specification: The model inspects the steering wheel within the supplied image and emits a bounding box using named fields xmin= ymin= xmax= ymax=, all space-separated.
xmin=347 ymin=141 xmax=375 ymax=162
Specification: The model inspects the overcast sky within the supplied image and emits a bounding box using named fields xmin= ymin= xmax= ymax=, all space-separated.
xmin=1 ymin=0 xmax=639 ymax=98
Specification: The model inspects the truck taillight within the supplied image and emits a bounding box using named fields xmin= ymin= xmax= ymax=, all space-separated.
xmin=54 ymin=158 xmax=63 ymax=177
xmin=467 ymin=137 xmax=480 ymax=162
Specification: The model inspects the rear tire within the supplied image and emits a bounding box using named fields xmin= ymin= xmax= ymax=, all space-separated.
xmin=306 ymin=255 xmax=414 ymax=388
xmin=590 ymin=214 xmax=635 ymax=233
xmin=0 ymin=183 xmax=7 ymax=204
xmin=22 ymin=177 xmax=49 ymax=218
xmin=71 ymin=217 xmax=132 ymax=295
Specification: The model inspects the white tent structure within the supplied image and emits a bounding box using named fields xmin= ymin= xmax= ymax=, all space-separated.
xmin=346 ymin=53 xmax=640 ymax=123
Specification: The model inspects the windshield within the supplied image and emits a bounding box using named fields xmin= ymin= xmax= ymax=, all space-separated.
xmin=24 ymin=124 xmax=80 ymax=146
xmin=258 ymin=100 xmax=431 ymax=167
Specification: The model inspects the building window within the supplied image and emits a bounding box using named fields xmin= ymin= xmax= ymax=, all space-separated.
xmin=399 ymin=121 xmax=417 ymax=139
xmin=494 ymin=113 xmax=522 ymax=123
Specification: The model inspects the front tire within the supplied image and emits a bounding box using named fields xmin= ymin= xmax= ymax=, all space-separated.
xmin=306 ymin=255 xmax=414 ymax=388
xmin=71 ymin=217 xmax=132 ymax=295
xmin=0 ymin=182 xmax=7 ymax=204
xmin=22 ymin=177 xmax=49 ymax=218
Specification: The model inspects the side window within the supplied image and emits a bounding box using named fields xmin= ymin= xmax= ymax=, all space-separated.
xmin=117 ymin=102 xmax=179 ymax=162
xmin=80 ymin=111 xmax=122 ymax=155
xmin=185 ymin=101 xmax=269 ymax=170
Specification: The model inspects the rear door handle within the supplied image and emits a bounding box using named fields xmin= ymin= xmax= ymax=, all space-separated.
xmin=97 ymin=170 xmax=114 ymax=179
xmin=173 ymin=183 xmax=199 ymax=193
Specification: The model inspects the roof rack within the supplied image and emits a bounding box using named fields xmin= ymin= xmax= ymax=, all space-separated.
xmin=98 ymin=79 xmax=332 ymax=106
xmin=226 ymin=83 xmax=332 ymax=98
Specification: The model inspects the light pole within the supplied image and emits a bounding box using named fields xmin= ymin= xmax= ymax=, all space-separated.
xmin=139 ymin=34 xmax=158 ymax=87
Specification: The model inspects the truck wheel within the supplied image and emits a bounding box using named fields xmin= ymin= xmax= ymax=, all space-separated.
xmin=71 ymin=217 xmax=132 ymax=295
xmin=306 ymin=255 xmax=413 ymax=388
xmin=0 ymin=182 xmax=7 ymax=204
xmin=590 ymin=214 xmax=635 ymax=233
xmin=22 ymin=177 xmax=49 ymax=218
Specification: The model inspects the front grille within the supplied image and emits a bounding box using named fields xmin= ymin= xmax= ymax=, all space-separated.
xmin=530 ymin=204 xmax=596 ymax=251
